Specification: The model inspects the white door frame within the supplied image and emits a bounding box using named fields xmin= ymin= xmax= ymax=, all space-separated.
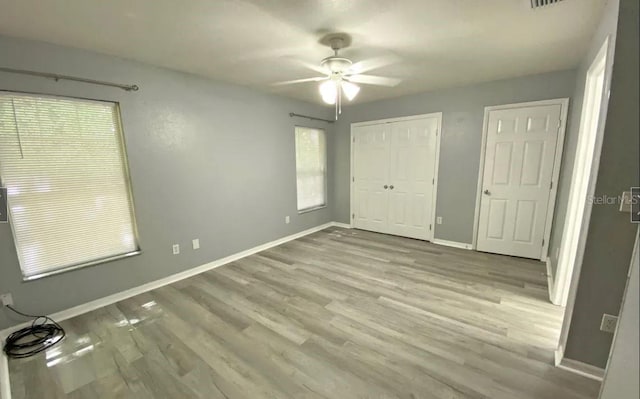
xmin=554 ymin=37 xmax=613 ymax=370
xmin=349 ymin=112 xmax=443 ymax=241
xmin=471 ymin=98 xmax=570 ymax=261
xmin=551 ymin=36 xmax=615 ymax=366
xmin=553 ymin=38 xmax=611 ymax=308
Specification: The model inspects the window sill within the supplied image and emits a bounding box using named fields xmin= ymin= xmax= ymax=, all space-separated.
xmin=298 ymin=205 xmax=327 ymax=215
xmin=22 ymin=250 xmax=142 ymax=282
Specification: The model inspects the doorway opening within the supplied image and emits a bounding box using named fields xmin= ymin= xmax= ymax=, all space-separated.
xmin=554 ymin=38 xmax=610 ymax=307
xmin=554 ymin=37 xmax=611 ymax=368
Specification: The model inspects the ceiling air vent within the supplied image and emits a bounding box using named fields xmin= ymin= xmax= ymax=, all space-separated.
xmin=530 ymin=0 xmax=564 ymax=8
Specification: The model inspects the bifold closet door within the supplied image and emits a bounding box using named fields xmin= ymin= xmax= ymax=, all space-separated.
xmin=352 ymin=123 xmax=391 ymax=233
xmin=352 ymin=116 xmax=439 ymax=241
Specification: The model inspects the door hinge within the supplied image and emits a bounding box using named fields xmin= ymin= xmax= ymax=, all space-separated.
xmin=542 ymin=238 xmax=545 ymax=247
xmin=432 ymin=178 xmax=435 ymax=185
xmin=429 ymin=224 xmax=432 ymax=231
xmin=352 ymin=213 xmax=355 ymax=219
xmin=550 ymin=181 xmax=553 ymax=190
xmin=352 ymin=176 xmax=355 ymax=182
xmin=352 ymin=137 xmax=355 ymax=143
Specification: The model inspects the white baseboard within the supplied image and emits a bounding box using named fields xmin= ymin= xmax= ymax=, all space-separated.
xmin=556 ymin=344 xmax=605 ymax=381
xmin=332 ymin=222 xmax=352 ymax=229
xmin=0 ymin=221 xmax=339 ymax=342
xmin=432 ymin=239 xmax=473 ymax=250
xmin=545 ymin=257 xmax=556 ymax=305
xmin=0 ymin=353 xmax=9 ymax=399
xmin=558 ymin=356 xmax=605 ymax=382
xmin=555 ymin=344 xmax=564 ymax=367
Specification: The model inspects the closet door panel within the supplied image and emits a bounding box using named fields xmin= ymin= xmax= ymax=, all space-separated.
xmin=352 ymin=124 xmax=390 ymax=233
xmin=387 ymin=119 xmax=438 ymax=240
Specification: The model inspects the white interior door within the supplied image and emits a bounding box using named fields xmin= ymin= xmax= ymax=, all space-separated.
xmin=387 ymin=119 xmax=439 ymax=240
xmin=476 ymin=104 xmax=562 ymax=259
xmin=352 ymin=123 xmax=390 ymax=232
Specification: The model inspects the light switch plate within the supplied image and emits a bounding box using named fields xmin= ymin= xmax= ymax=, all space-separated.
xmin=172 ymin=244 xmax=180 ymax=255
xmin=285 ymin=216 xmax=290 ymax=224
xmin=436 ymin=217 xmax=443 ymax=224
xmin=192 ymin=239 xmax=200 ymax=250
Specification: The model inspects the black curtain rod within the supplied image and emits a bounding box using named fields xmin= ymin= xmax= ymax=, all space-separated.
xmin=289 ymin=112 xmax=334 ymax=124
xmin=0 ymin=67 xmax=139 ymax=92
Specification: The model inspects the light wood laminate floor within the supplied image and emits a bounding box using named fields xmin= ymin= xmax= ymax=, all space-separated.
xmin=8 ymin=227 xmax=601 ymax=398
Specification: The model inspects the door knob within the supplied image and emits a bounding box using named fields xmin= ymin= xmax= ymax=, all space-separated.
xmin=389 ymin=185 xmax=394 ymax=190
xmin=483 ymin=189 xmax=491 ymax=195
xmin=384 ymin=185 xmax=388 ymax=189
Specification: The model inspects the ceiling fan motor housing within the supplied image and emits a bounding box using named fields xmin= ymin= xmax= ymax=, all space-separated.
xmin=320 ymin=57 xmax=352 ymax=73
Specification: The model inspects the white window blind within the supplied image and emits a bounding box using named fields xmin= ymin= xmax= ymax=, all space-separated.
xmin=0 ymin=92 xmax=139 ymax=280
xmin=295 ymin=126 xmax=327 ymax=212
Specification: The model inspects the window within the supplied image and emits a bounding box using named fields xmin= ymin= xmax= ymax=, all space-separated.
xmin=295 ymin=126 xmax=327 ymax=212
xmin=0 ymin=92 xmax=139 ymax=280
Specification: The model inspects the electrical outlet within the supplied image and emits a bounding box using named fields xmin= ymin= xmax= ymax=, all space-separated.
xmin=436 ymin=216 xmax=443 ymax=224
xmin=1 ymin=293 xmax=13 ymax=307
xmin=600 ymin=313 xmax=618 ymax=333
xmin=285 ymin=216 xmax=290 ymax=224
xmin=172 ymin=244 xmax=180 ymax=255
xmin=192 ymin=239 xmax=200 ymax=250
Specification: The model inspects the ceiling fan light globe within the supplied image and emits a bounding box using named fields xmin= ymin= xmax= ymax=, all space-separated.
xmin=319 ymin=80 xmax=337 ymax=104
xmin=341 ymin=81 xmax=360 ymax=101
xmin=322 ymin=94 xmax=336 ymax=105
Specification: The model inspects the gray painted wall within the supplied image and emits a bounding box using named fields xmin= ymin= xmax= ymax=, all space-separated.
xmin=332 ymin=70 xmax=578 ymax=244
xmin=0 ymin=35 xmax=335 ymax=330
xmin=563 ymin=0 xmax=639 ymax=368
xmin=599 ymin=228 xmax=639 ymax=399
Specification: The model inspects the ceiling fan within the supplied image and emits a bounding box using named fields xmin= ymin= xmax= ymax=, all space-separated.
xmin=273 ymin=33 xmax=401 ymax=119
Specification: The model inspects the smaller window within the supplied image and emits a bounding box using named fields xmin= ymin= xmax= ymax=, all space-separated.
xmin=295 ymin=127 xmax=327 ymax=212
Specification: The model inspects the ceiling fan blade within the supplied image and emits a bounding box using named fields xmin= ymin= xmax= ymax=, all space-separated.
xmin=297 ymin=60 xmax=328 ymax=75
xmin=349 ymin=55 xmax=400 ymax=74
xmin=346 ymin=74 xmax=401 ymax=87
xmin=271 ymin=76 xmax=327 ymax=86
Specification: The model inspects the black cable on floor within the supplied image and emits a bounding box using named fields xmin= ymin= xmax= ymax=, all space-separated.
xmin=2 ymin=305 xmax=66 ymax=359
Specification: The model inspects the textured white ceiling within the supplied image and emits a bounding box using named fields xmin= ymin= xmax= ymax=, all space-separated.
xmin=0 ymin=0 xmax=606 ymax=105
